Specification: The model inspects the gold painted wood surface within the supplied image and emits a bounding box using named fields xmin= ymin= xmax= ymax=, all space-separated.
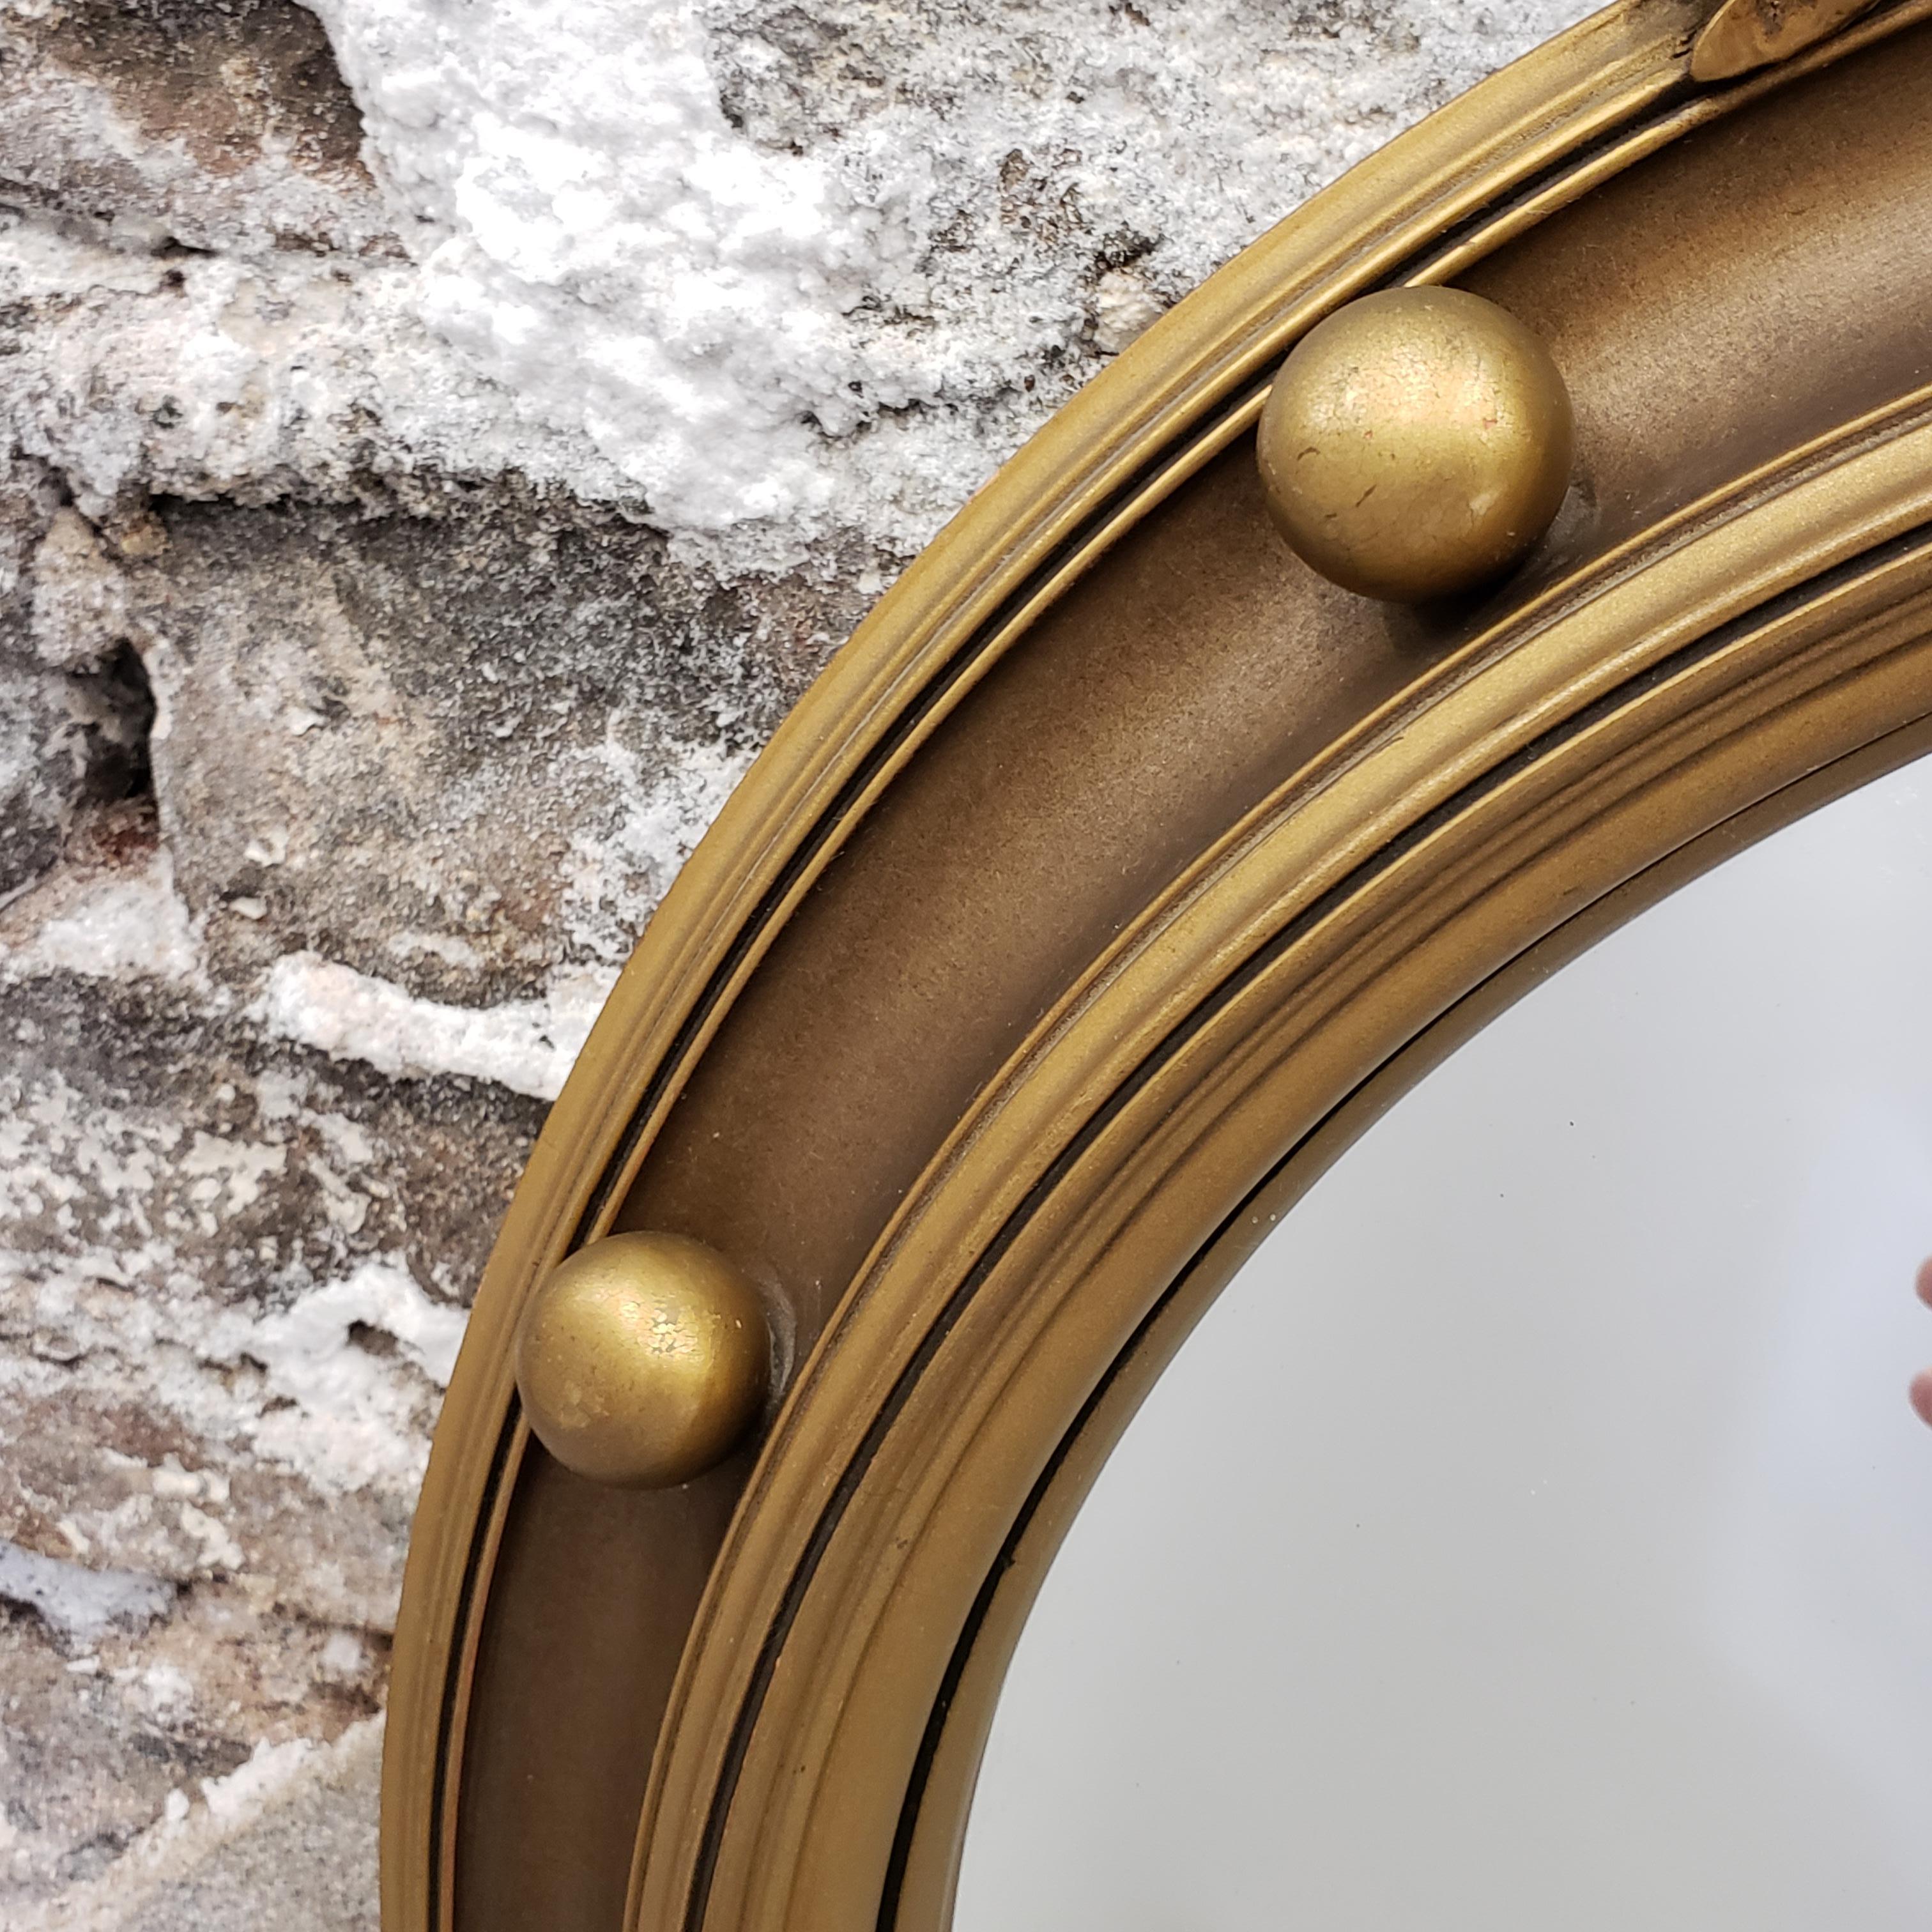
xmin=379 ymin=6 xmax=1932 ymax=1931
xmin=1692 ymin=0 xmax=1883 ymax=80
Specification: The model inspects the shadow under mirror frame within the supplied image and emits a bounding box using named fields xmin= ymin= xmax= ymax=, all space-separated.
xmin=378 ymin=6 xmax=1932 ymax=1932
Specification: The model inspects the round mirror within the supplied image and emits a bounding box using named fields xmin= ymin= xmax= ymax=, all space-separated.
xmin=958 ymin=751 xmax=1932 ymax=1928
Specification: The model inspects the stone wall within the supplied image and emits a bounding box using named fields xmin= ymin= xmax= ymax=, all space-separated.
xmin=0 ymin=3 xmax=1589 ymax=1923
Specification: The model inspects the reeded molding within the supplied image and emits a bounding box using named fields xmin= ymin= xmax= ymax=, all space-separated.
xmin=381 ymin=8 xmax=1932 ymax=1931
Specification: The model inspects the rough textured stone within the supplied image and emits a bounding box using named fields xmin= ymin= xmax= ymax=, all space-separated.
xmin=1 ymin=459 xmax=155 ymax=900
xmin=0 ymin=0 xmax=1598 ymax=1922
xmin=116 ymin=1721 xmax=382 ymax=1932
xmin=0 ymin=864 xmax=537 ymax=1906
xmin=129 ymin=487 xmax=868 ymax=1002
xmin=0 ymin=0 xmax=389 ymax=259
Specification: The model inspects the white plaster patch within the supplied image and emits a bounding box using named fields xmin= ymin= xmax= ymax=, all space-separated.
xmin=309 ymin=0 xmax=908 ymax=533
xmin=199 ymin=1735 xmax=319 ymax=1824
xmin=0 ymin=844 xmax=207 ymax=988
xmin=309 ymin=0 xmax=1598 ymax=558
xmin=562 ymin=728 xmax=754 ymax=963
xmin=254 ymin=951 xmax=615 ymax=1101
xmin=140 ymin=1660 xmax=195 ymax=1715
xmin=176 ymin=1502 xmax=246 ymax=1575
xmin=1092 ymin=268 xmax=1167 ymax=356
xmin=0 ymin=211 xmax=634 ymax=522
xmin=211 ymin=1257 xmax=468 ymax=1493
xmin=318 ymin=1629 xmax=367 ymax=1678
xmin=1 ymin=1245 xmax=464 ymax=1500
xmin=4 ymin=3 xmax=1598 ymax=569
xmin=0 ymin=1059 xmax=465 ymax=1507
xmin=178 ymin=1132 xmax=289 ymax=1218
xmin=4 ymin=1718 xmax=384 ymax=1932
xmin=0 ymin=1540 xmax=174 ymax=1650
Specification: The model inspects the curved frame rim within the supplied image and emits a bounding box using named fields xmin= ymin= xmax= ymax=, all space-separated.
xmin=884 ymin=694 xmax=1932 ymax=1926
xmin=647 ymin=469 xmax=1932 ymax=1932
xmin=378 ymin=6 xmax=1932 ymax=1930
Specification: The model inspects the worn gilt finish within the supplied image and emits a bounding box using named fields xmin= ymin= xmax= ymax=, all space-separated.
xmin=381 ymin=5 xmax=1932 ymax=1931
xmin=514 ymin=1232 xmax=770 ymax=1491
xmin=1690 ymin=0 xmax=1885 ymax=78
xmin=1255 ymin=286 xmax=1575 ymax=601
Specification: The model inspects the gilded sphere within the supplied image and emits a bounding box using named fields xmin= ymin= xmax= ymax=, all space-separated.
xmin=515 ymin=1230 xmax=769 ymax=1489
xmin=1256 ymin=286 xmax=1574 ymax=602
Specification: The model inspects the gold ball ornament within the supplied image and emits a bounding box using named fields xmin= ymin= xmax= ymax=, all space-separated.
xmin=514 ymin=1230 xmax=769 ymax=1489
xmin=1257 ymin=286 xmax=1574 ymax=603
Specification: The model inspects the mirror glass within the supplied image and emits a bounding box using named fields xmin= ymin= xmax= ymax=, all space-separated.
xmin=955 ymin=749 xmax=1932 ymax=1930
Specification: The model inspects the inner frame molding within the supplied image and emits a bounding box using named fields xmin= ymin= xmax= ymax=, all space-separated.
xmin=378 ymin=7 xmax=1932 ymax=1931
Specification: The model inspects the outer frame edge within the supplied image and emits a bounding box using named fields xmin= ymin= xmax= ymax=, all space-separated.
xmin=378 ymin=4 xmax=1932 ymax=1928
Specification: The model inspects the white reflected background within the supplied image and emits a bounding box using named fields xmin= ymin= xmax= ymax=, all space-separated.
xmin=954 ymin=752 xmax=1932 ymax=1931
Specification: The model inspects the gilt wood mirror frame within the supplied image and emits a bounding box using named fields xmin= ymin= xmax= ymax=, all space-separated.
xmin=378 ymin=5 xmax=1932 ymax=1929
